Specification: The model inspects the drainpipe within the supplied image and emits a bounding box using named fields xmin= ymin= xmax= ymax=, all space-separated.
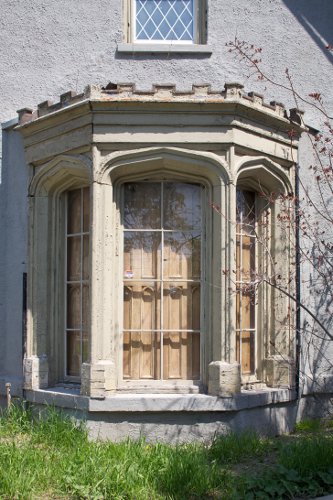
xmin=295 ymin=164 xmax=301 ymax=398
xmin=22 ymin=272 xmax=27 ymax=400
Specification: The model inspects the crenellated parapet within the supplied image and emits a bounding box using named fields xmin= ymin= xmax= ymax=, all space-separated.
xmin=16 ymin=82 xmax=305 ymax=127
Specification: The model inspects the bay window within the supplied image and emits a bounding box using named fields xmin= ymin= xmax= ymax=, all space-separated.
xmin=19 ymin=83 xmax=300 ymax=401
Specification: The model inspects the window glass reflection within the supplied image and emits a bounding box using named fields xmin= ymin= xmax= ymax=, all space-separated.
xmin=124 ymin=183 xmax=161 ymax=229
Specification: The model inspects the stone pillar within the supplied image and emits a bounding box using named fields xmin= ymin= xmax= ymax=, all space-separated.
xmin=208 ymin=361 xmax=241 ymax=397
xmin=265 ymin=356 xmax=292 ymax=388
xmin=23 ymin=355 xmax=48 ymax=390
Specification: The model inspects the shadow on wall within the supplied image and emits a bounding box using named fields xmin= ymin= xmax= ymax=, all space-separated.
xmin=282 ymin=0 xmax=333 ymax=64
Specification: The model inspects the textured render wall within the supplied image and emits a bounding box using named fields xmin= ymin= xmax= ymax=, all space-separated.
xmin=0 ymin=0 xmax=332 ymax=398
xmin=0 ymin=127 xmax=28 ymax=394
xmin=0 ymin=0 xmax=332 ymax=125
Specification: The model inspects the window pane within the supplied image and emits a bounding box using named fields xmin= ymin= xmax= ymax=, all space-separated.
xmin=136 ymin=0 xmax=194 ymax=41
xmin=236 ymin=190 xmax=256 ymax=233
xmin=236 ymin=288 xmax=255 ymax=331
xmin=163 ymin=332 xmax=200 ymax=379
xmin=124 ymin=284 xmax=160 ymax=331
xmin=123 ymin=332 xmax=161 ymax=379
xmin=67 ymin=237 xmax=81 ymax=281
xmin=236 ymin=330 xmax=255 ymax=375
xmin=164 ymin=182 xmax=201 ymax=230
xmin=67 ymin=332 xmax=81 ymax=377
xmin=67 ymin=189 xmax=81 ymax=234
xmin=124 ymin=182 xmax=161 ymax=229
xmin=67 ymin=284 xmax=81 ymax=329
xmin=163 ymin=282 xmax=200 ymax=331
xmin=124 ymin=232 xmax=161 ymax=279
xmin=164 ymin=231 xmax=200 ymax=279
xmin=236 ymin=234 xmax=255 ymax=282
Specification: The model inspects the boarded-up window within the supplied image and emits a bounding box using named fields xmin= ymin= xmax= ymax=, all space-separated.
xmin=123 ymin=181 xmax=202 ymax=380
xmin=236 ymin=190 xmax=256 ymax=375
xmin=66 ymin=187 xmax=90 ymax=377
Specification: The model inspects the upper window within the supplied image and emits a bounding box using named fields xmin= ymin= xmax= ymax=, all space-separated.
xmin=134 ymin=0 xmax=196 ymax=43
xmin=127 ymin=0 xmax=207 ymax=45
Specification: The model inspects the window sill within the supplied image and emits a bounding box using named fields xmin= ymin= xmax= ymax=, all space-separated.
xmin=117 ymin=43 xmax=212 ymax=55
xmin=25 ymin=387 xmax=296 ymax=413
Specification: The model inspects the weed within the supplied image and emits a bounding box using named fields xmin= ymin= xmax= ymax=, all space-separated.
xmin=295 ymin=418 xmax=322 ymax=433
xmin=209 ymin=430 xmax=269 ymax=464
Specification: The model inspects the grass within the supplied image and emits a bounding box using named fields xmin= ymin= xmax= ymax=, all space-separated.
xmin=0 ymin=406 xmax=332 ymax=499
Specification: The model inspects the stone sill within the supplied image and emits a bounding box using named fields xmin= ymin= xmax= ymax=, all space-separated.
xmin=25 ymin=387 xmax=295 ymax=413
xmin=117 ymin=43 xmax=212 ymax=55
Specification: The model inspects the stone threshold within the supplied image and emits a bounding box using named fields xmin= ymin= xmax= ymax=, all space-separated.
xmin=25 ymin=387 xmax=296 ymax=413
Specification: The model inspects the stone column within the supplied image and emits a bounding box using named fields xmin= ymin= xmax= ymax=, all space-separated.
xmin=81 ymin=149 xmax=117 ymax=398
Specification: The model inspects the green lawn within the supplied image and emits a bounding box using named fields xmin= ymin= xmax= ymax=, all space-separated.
xmin=0 ymin=406 xmax=332 ymax=499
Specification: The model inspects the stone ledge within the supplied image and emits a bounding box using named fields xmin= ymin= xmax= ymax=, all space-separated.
xmin=117 ymin=43 xmax=212 ymax=54
xmin=25 ymin=387 xmax=295 ymax=413
xmin=89 ymin=389 xmax=295 ymax=412
xmin=25 ymin=388 xmax=89 ymax=411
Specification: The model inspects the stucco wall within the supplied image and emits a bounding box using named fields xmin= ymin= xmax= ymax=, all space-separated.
xmin=0 ymin=1 xmax=332 ymax=125
xmin=0 ymin=126 xmax=28 ymax=394
xmin=0 ymin=0 xmax=332 ymax=402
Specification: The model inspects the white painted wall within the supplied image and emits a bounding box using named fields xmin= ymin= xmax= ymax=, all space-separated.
xmin=0 ymin=0 xmax=332 ymax=398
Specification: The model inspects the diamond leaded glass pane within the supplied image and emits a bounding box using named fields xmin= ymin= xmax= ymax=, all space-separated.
xmin=135 ymin=0 xmax=194 ymax=42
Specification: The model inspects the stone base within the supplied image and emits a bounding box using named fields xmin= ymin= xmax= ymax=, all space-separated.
xmin=81 ymin=361 xmax=116 ymax=398
xmin=265 ymin=356 xmax=293 ymax=388
xmin=23 ymin=386 xmax=333 ymax=443
xmin=23 ymin=356 xmax=48 ymax=390
xmin=208 ymin=361 xmax=241 ymax=397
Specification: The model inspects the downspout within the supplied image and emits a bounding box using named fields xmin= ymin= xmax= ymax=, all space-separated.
xmin=22 ymin=272 xmax=27 ymax=400
xmin=295 ymin=163 xmax=301 ymax=398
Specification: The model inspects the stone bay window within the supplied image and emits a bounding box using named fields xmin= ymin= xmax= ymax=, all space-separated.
xmin=17 ymin=83 xmax=303 ymax=405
